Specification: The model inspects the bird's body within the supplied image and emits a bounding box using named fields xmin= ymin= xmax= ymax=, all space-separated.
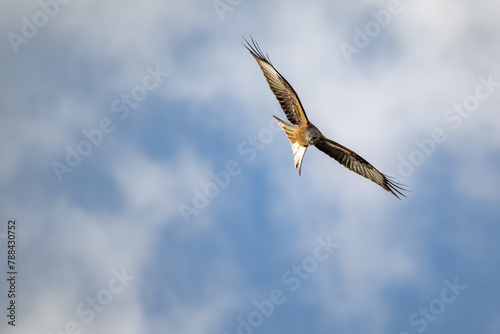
xmin=244 ymin=37 xmax=406 ymax=199
xmin=296 ymin=124 xmax=322 ymax=146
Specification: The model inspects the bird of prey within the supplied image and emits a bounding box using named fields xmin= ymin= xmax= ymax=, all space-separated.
xmin=243 ymin=37 xmax=406 ymax=199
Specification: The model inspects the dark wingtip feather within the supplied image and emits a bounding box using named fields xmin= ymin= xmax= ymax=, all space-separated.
xmin=384 ymin=175 xmax=408 ymax=200
xmin=242 ymin=36 xmax=272 ymax=64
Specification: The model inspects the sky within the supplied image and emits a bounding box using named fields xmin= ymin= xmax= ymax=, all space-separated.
xmin=1 ymin=0 xmax=499 ymax=333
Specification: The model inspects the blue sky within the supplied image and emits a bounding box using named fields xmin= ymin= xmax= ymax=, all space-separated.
xmin=1 ymin=0 xmax=500 ymax=333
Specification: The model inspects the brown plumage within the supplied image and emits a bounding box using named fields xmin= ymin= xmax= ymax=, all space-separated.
xmin=244 ymin=37 xmax=406 ymax=199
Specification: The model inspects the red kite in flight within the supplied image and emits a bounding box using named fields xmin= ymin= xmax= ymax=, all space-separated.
xmin=244 ymin=37 xmax=406 ymax=199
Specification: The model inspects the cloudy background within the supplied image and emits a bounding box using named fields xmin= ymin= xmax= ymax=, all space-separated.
xmin=1 ymin=0 xmax=499 ymax=333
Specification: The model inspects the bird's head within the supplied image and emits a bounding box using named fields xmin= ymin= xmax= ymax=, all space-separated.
xmin=305 ymin=126 xmax=322 ymax=145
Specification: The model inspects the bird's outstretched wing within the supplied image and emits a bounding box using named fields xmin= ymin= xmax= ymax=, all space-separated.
xmin=243 ymin=37 xmax=309 ymax=126
xmin=314 ymin=137 xmax=406 ymax=199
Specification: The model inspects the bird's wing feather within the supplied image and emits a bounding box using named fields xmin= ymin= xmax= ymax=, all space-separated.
xmin=243 ymin=37 xmax=309 ymax=126
xmin=314 ymin=137 xmax=406 ymax=199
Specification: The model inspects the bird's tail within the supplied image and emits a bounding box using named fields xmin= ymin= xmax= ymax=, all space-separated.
xmin=273 ymin=116 xmax=307 ymax=175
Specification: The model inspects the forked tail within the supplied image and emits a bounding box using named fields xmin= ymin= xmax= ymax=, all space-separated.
xmin=273 ymin=116 xmax=307 ymax=175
